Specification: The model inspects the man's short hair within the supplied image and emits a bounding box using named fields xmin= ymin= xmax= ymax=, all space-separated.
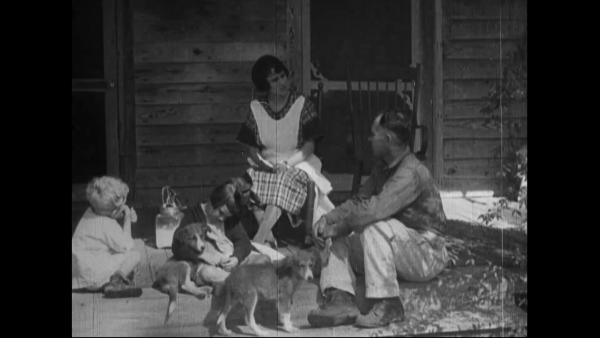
xmin=377 ymin=110 xmax=412 ymax=146
xmin=251 ymin=55 xmax=290 ymax=92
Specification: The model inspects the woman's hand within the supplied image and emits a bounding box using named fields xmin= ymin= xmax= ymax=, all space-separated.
xmin=253 ymin=229 xmax=276 ymax=246
xmin=285 ymin=141 xmax=315 ymax=167
xmin=274 ymin=162 xmax=291 ymax=173
xmin=219 ymin=256 xmax=239 ymax=272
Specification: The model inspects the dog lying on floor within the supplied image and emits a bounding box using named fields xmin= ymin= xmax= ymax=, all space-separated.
xmin=152 ymin=175 xmax=261 ymax=326
xmin=152 ymin=222 xmax=215 ymax=325
xmin=215 ymin=249 xmax=316 ymax=336
xmin=152 ymin=260 xmax=213 ymax=325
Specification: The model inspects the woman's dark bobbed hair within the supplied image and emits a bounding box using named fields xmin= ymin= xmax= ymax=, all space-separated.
xmin=251 ymin=55 xmax=289 ymax=92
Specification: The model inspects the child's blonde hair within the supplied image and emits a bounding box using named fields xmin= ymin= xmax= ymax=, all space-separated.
xmin=86 ymin=176 xmax=129 ymax=214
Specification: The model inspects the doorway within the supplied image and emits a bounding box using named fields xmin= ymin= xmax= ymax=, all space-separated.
xmin=72 ymin=0 xmax=134 ymax=230
xmin=72 ymin=0 xmax=119 ymax=186
xmin=310 ymin=0 xmax=414 ymax=174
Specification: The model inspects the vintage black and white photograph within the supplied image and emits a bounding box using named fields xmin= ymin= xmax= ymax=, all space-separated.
xmin=72 ymin=0 xmax=527 ymax=336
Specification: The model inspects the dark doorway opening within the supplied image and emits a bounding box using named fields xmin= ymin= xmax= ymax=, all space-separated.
xmin=311 ymin=0 xmax=412 ymax=173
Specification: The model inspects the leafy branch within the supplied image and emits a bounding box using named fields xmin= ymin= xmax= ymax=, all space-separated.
xmin=480 ymin=33 xmax=527 ymax=202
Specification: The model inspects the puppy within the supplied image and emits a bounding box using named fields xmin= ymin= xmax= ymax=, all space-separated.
xmin=152 ymin=260 xmax=212 ymax=325
xmin=152 ymin=222 xmax=212 ymax=325
xmin=171 ymin=221 xmax=209 ymax=262
xmin=216 ymin=250 xmax=315 ymax=336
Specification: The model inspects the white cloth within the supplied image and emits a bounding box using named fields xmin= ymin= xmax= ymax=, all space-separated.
xmin=251 ymin=96 xmax=304 ymax=164
xmin=72 ymin=208 xmax=135 ymax=289
xmin=196 ymin=203 xmax=234 ymax=266
xmin=250 ymin=96 xmax=335 ymax=223
xmin=250 ymin=241 xmax=286 ymax=262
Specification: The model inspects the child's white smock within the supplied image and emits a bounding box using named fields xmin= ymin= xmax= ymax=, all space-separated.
xmin=72 ymin=208 xmax=135 ymax=289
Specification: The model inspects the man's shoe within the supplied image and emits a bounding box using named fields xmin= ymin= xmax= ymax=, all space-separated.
xmin=103 ymin=273 xmax=143 ymax=298
xmin=307 ymin=288 xmax=360 ymax=327
xmin=355 ymin=297 xmax=405 ymax=328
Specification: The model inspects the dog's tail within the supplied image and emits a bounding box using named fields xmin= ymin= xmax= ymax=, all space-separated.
xmin=164 ymin=285 xmax=178 ymax=325
xmin=152 ymin=280 xmax=178 ymax=326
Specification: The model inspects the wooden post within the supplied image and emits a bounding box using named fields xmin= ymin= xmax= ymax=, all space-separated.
xmin=301 ymin=0 xmax=310 ymax=96
xmin=287 ymin=0 xmax=310 ymax=96
xmin=104 ymin=0 xmax=119 ymax=176
xmin=418 ymin=0 xmax=434 ymax=172
xmin=116 ymin=0 xmax=137 ymax=198
xmin=432 ymin=0 xmax=444 ymax=185
xmin=287 ymin=0 xmax=302 ymax=93
xmin=411 ymin=0 xmax=423 ymax=67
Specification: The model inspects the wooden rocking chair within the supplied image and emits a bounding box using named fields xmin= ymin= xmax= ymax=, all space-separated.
xmin=346 ymin=64 xmax=428 ymax=194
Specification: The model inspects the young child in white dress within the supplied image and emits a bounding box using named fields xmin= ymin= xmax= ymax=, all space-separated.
xmin=72 ymin=176 xmax=142 ymax=298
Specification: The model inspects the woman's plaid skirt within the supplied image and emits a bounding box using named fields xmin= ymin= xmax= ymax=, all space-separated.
xmin=247 ymin=166 xmax=310 ymax=215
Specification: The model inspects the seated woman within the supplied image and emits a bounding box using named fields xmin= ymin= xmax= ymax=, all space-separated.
xmin=236 ymin=54 xmax=335 ymax=247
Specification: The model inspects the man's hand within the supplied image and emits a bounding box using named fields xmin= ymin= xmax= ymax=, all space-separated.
xmin=312 ymin=216 xmax=328 ymax=248
xmin=313 ymin=216 xmax=347 ymax=248
xmin=219 ymin=256 xmax=239 ymax=272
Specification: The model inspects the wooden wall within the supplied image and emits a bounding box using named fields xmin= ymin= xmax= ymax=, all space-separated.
xmin=132 ymin=0 xmax=294 ymax=207
xmin=441 ymin=0 xmax=527 ymax=192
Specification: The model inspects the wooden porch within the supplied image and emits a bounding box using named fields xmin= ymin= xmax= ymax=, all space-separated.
xmin=72 ymin=195 xmax=527 ymax=336
xmin=72 ymin=0 xmax=527 ymax=335
xmin=72 ymin=277 xmax=526 ymax=337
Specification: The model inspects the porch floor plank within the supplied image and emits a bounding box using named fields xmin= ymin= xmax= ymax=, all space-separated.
xmin=72 ymin=266 xmax=526 ymax=337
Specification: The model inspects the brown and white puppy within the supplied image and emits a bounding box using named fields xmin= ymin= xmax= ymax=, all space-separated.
xmin=154 ymin=175 xmax=261 ymax=327
xmin=152 ymin=222 xmax=212 ymax=325
xmin=216 ymin=250 xmax=316 ymax=336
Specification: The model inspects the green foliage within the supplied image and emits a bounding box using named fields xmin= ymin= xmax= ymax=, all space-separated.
xmin=480 ymin=33 xmax=527 ymax=201
xmin=478 ymin=33 xmax=528 ymax=231
xmin=478 ymin=146 xmax=527 ymax=228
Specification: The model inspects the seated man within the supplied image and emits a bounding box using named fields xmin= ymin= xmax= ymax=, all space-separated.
xmin=308 ymin=111 xmax=449 ymax=328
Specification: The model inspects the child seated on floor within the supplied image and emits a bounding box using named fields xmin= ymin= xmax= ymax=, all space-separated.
xmin=72 ymin=176 xmax=143 ymax=298
xmin=176 ymin=178 xmax=284 ymax=289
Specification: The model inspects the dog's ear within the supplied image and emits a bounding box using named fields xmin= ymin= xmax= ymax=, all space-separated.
xmin=198 ymin=222 xmax=209 ymax=239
